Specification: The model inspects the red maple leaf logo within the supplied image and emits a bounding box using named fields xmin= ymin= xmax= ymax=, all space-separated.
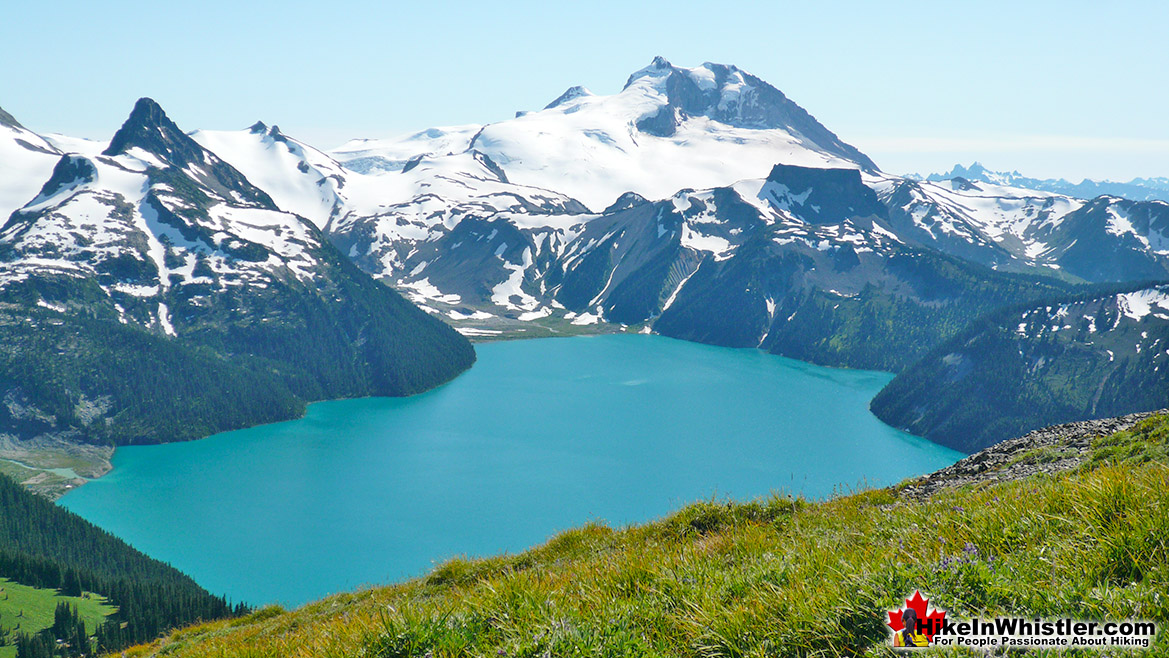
xmin=887 ymin=591 xmax=947 ymax=641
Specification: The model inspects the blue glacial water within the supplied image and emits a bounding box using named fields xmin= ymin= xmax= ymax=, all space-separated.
xmin=59 ymin=334 xmax=961 ymax=606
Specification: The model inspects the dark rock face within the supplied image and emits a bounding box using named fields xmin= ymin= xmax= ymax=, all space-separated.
xmin=0 ymin=105 xmax=24 ymax=129
xmin=104 ymin=98 xmax=275 ymax=208
xmin=1048 ymin=197 xmax=1169 ymax=282
xmin=899 ymin=410 xmax=1166 ymax=499
xmin=763 ymin=164 xmax=886 ymax=224
xmin=32 ymin=155 xmax=98 ymax=203
xmin=634 ymin=106 xmax=680 ymax=137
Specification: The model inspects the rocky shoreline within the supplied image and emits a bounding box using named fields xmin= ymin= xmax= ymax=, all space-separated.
xmin=899 ymin=409 xmax=1167 ymax=500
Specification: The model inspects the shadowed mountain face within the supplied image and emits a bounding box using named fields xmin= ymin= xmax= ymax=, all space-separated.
xmin=0 ymin=104 xmax=25 ymax=129
xmin=872 ymin=284 xmax=1169 ymax=453
xmin=104 ymin=97 xmax=277 ymax=207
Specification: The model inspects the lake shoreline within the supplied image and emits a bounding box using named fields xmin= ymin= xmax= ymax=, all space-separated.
xmin=59 ymin=334 xmax=961 ymax=606
xmin=36 ymin=330 xmax=923 ymax=500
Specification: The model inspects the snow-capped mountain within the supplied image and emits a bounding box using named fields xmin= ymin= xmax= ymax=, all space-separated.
xmin=4 ymin=58 xmax=1169 ymax=453
xmin=190 ymin=121 xmax=349 ymax=230
xmin=332 ymin=57 xmax=876 ymax=212
xmin=920 ymin=162 xmax=1169 ymax=203
xmin=177 ymin=59 xmax=1168 ymax=334
xmin=875 ymin=175 xmax=1169 ymax=280
xmin=2 ymin=98 xmax=329 ymax=333
xmin=0 ymin=99 xmax=473 ymax=446
xmin=5 ymin=61 xmax=1166 ymax=348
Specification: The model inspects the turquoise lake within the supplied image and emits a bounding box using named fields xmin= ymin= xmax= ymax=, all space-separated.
xmin=59 ymin=335 xmax=962 ymax=607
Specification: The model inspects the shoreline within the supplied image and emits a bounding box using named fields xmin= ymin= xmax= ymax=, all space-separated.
xmin=20 ymin=327 xmax=929 ymax=501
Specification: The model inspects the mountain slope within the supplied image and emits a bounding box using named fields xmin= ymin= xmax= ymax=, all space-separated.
xmin=871 ymin=283 xmax=1169 ymax=452
xmin=541 ymin=164 xmax=1074 ymax=371
xmin=0 ymin=98 xmax=474 ymax=446
xmin=875 ymin=176 xmax=1169 ymax=282
xmin=190 ymin=122 xmax=348 ymax=230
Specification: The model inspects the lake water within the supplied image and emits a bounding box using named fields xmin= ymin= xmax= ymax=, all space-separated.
xmin=59 ymin=335 xmax=961 ymax=607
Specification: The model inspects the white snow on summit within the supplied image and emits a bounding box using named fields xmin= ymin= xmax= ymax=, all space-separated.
xmin=329 ymin=60 xmax=864 ymax=211
xmin=0 ymin=123 xmax=62 ymax=222
xmin=192 ymin=124 xmax=347 ymax=229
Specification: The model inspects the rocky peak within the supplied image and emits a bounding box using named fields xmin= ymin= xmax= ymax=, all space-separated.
xmin=103 ymin=97 xmax=194 ymax=161
xmin=0 ymin=105 xmax=25 ymax=130
xmin=623 ymin=59 xmax=878 ymax=170
xmin=103 ymin=98 xmax=275 ymax=208
xmin=544 ymin=85 xmax=595 ymax=110
xmin=763 ymin=163 xmax=886 ymax=224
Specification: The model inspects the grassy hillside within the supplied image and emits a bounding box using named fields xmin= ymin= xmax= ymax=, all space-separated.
xmin=122 ymin=413 xmax=1169 ymax=657
xmin=0 ymin=578 xmax=115 ymax=658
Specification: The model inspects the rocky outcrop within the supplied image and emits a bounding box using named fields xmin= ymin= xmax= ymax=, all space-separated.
xmin=899 ymin=409 xmax=1166 ymax=499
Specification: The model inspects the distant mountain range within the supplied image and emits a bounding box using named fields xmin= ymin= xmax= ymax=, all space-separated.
xmin=913 ymin=162 xmax=1169 ymax=203
xmin=2 ymin=57 xmax=1167 ymax=455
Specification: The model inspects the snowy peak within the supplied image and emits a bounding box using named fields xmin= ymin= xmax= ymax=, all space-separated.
xmin=924 ymin=162 xmax=1169 ymax=203
xmin=0 ymin=107 xmax=65 ymax=222
xmin=621 ymin=58 xmax=878 ymax=170
xmin=544 ymin=86 xmax=594 ymax=110
xmin=28 ymin=154 xmax=98 ymax=207
xmin=104 ymin=98 xmax=275 ymax=209
xmin=191 ymin=122 xmax=360 ymax=228
xmin=330 ymin=59 xmax=878 ymax=210
xmin=103 ymin=97 xmax=190 ymax=159
xmin=927 ymin=162 xmax=1025 ymax=187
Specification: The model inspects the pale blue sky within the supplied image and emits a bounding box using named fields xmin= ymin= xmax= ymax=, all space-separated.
xmin=2 ymin=0 xmax=1166 ymax=180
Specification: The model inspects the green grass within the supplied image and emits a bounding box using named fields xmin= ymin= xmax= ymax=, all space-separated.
xmin=123 ymin=414 xmax=1169 ymax=657
xmin=0 ymin=578 xmax=116 ymax=657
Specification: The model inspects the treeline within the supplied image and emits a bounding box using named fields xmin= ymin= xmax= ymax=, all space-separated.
xmin=13 ymin=603 xmax=93 ymax=658
xmin=0 ymin=258 xmax=474 ymax=447
xmin=0 ymin=474 xmax=244 ymax=653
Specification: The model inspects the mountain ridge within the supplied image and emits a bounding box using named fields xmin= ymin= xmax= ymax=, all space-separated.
xmin=918 ymin=161 xmax=1169 ymax=203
